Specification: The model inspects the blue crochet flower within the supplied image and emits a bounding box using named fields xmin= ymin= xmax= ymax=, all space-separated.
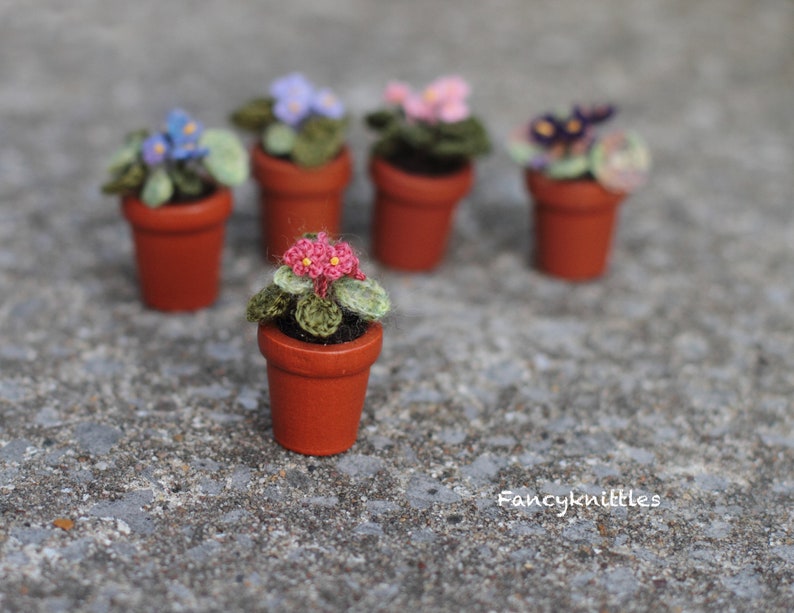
xmin=273 ymin=94 xmax=312 ymax=127
xmin=164 ymin=109 xmax=208 ymax=160
xmin=141 ymin=133 xmax=170 ymax=166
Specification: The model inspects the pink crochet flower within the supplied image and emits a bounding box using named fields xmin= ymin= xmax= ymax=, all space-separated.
xmin=403 ymin=93 xmax=435 ymax=123
xmin=384 ymin=81 xmax=411 ymax=105
xmin=438 ymin=99 xmax=469 ymax=123
xmin=282 ymin=233 xmax=366 ymax=297
xmin=431 ymin=75 xmax=470 ymax=102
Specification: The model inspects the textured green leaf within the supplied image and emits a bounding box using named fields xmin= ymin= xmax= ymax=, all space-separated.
xmin=546 ymin=155 xmax=591 ymax=180
xmin=199 ymin=129 xmax=248 ymax=187
xmin=295 ymin=293 xmax=343 ymax=338
xmin=263 ymin=123 xmax=297 ymax=156
xmin=170 ymin=166 xmax=205 ymax=196
xmin=101 ymin=162 xmax=146 ymax=195
xmin=246 ymin=284 xmax=291 ymax=322
xmin=273 ymin=265 xmax=313 ymax=294
xmin=333 ymin=277 xmax=390 ymax=321
xmin=141 ymin=167 xmax=174 ymax=207
xmin=230 ymin=98 xmax=275 ymax=132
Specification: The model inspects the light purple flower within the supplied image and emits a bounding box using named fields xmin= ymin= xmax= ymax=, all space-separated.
xmin=142 ymin=133 xmax=169 ymax=166
xmin=311 ymin=88 xmax=345 ymax=119
xmin=269 ymin=72 xmax=314 ymax=101
xmin=273 ymin=95 xmax=312 ymax=127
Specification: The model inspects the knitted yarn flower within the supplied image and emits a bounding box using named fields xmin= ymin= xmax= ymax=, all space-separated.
xmin=365 ymin=75 xmax=491 ymax=175
xmin=247 ymin=233 xmax=389 ymax=343
xmin=508 ymin=103 xmax=650 ymax=194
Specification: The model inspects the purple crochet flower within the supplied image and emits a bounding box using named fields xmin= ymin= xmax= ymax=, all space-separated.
xmin=274 ymin=94 xmax=312 ymax=127
xmin=559 ymin=113 xmax=588 ymax=144
xmin=574 ymin=103 xmax=616 ymax=124
xmin=141 ymin=133 xmax=170 ymax=166
xmin=311 ymin=88 xmax=345 ymax=119
xmin=269 ymin=72 xmax=314 ymax=101
xmin=528 ymin=114 xmax=561 ymax=146
xmin=170 ymin=140 xmax=209 ymax=161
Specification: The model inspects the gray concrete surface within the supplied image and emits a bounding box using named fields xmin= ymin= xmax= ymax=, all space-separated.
xmin=2 ymin=1 xmax=794 ymax=611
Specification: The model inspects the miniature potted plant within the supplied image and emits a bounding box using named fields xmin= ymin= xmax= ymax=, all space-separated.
xmin=246 ymin=232 xmax=390 ymax=456
xmin=508 ymin=104 xmax=650 ymax=280
xmin=102 ymin=108 xmax=248 ymax=310
xmin=230 ymin=73 xmax=352 ymax=262
xmin=365 ymin=76 xmax=491 ymax=271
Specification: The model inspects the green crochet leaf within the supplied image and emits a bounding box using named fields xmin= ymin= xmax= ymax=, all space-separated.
xmin=141 ymin=167 xmax=174 ymax=207
xmin=263 ymin=123 xmax=297 ymax=156
xmin=246 ymin=284 xmax=291 ymax=322
xmin=230 ymin=98 xmax=275 ymax=132
xmin=273 ymin=265 xmax=313 ymax=294
xmin=101 ymin=162 xmax=146 ymax=195
xmin=107 ymin=139 xmax=143 ymax=173
xmin=291 ymin=117 xmax=346 ymax=167
xmin=199 ymin=129 xmax=248 ymax=187
xmin=170 ymin=166 xmax=205 ymax=196
xmin=333 ymin=277 xmax=391 ymax=321
xmin=545 ymin=154 xmax=591 ymax=180
xmin=295 ymin=293 xmax=343 ymax=338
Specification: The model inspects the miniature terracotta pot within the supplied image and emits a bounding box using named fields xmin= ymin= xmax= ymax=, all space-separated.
xmin=526 ymin=170 xmax=626 ymax=281
xmin=369 ymin=157 xmax=474 ymax=271
xmin=122 ymin=188 xmax=233 ymax=311
xmin=251 ymin=145 xmax=352 ymax=262
xmin=257 ymin=322 xmax=383 ymax=456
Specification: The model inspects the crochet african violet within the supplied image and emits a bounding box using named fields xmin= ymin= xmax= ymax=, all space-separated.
xmin=102 ymin=108 xmax=248 ymax=207
xmin=508 ymin=104 xmax=651 ymax=193
xmin=365 ymin=75 xmax=491 ymax=175
xmin=246 ymin=233 xmax=390 ymax=344
xmin=230 ymin=72 xmax=348 ymax=168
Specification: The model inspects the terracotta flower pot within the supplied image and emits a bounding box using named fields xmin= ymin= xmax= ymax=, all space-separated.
xmin=526 ymin=170 xmax=626 ymax=281
xmin=369 ymin=157 xmax=474 ymax=271
xmin=251 ymin=145 xmax=352 ymax=262
xmin=122 ymin=188 xmax=233 ymax=311
xmin=257 ymin=322 xmax=383 ymax=456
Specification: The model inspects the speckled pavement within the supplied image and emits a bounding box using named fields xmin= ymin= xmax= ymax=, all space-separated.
xmin=1 ymin=1 xmax=793 ymax=611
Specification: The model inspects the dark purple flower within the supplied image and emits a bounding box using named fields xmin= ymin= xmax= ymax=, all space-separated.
xmin=559 ymin=113 xmax=588 ymax=143
xmin=141 ymin=133 xmax=169 ymax=166
xmin=574 ymin=103 xmax=616 ymax=124
xmin=528 ymin=114 xmax=561 ymax=146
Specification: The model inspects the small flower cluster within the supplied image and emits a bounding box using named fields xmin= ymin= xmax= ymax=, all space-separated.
xmin=282 ymin=232 xmax=365 ymax=298
xmin=508 ymin=104 xmax=650 ymax=193
xmin=102 ymin=108 xmax=248 ymax=207
xmin=270 ymin=72 xmax=345 ymax=127
xmin=230 ymin=73 xmax=349 ymax=168
xmin=383 ymin=76 xmax=471 ymax=124
xmin=246 ymin=234 xmax=390 ymax=343
xmin=365 ymin=75 xmax=491 ymax=175
xmin=141 ymin=109 xmax=209 ymax=166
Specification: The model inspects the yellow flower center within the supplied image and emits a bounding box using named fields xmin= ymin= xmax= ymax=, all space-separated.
xmin=154 ymin=143 xmax=165 ymax=154
xmin=302 ymin=257 xmax=312 ymax=267
xmin=184 ymin=121 xmax=197 ymax=135
xmin=536 ymin=121 xmax=554 ymax=137
xmin=329 ymin=256 xmax=339 ymax=266
xmin=567 ymin=119 xmax=582 ymax=132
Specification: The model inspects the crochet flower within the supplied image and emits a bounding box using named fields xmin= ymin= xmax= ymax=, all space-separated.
xmin=282 ymin=233 xmax=366 ymax=297
xmin=528 ymin=114 xmax=561 ymax=146
xmin=574 ymin=103 xmax=616 ymax=124
xmin=165 ymin=108 xmax=209 ymax=160
xmin=141 ymin=133 xmax=170 ymax=166
xmin=384 ymin=81 xmax=411 ymax=105
xmin=311 ymin=88 xmax=345 ymax=120
xmin=273 ymin=94 xmax=312 ymax=127
xmin=431 ymin=75 xmax=471 ymax=102
xmin=269 ymin=72 xmax=314 ymax=101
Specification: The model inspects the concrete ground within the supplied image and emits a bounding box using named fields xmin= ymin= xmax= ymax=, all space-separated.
xmin=1 ymin=1 xmax=793 ymax=611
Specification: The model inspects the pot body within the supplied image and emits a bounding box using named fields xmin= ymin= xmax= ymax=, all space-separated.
xmin=526 ymin=170 xmax=626 ymax=281
xmin=251 ymin=145 xmax=352 ymax=262
xmin=369 ymin=157 xmax=473 ymax=271
xmin=122 ymin=188 xmax=233 ymax=311
xmin=257 ymin=322 xmax=383 ymax=456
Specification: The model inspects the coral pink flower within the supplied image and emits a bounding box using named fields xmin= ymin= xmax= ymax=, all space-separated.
xmin=438 ymin=99 xmax=469 ymax=123
xmin=283 ymin=233 xmax=366 ymax=297
xmin=384 ymin=81 xmax=411 ymax=105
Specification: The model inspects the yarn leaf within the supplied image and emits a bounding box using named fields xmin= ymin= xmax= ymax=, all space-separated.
xmin=333 ymin=277 xmax=391 ymax=321
xmin=230 ymin=98 xmax=275 ymax=132
xmin=295 ymin=293 xmax=343 ymax=338
xmin=141 ymin=167 xmax=174 ymax=207
xmin=101 ymin=162 xmax=146 ymax=195
xmin=273 ymin=265 xmax=313 ymax=295
xmin=263 ymin=123 xmax=297 ymax=156
xmin=199 ymin=129 xmax=248 ymax=187
xmin=246 ymin=284 xmax=291 ymax=322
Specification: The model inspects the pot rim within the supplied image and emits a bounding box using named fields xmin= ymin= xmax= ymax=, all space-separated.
xmin=122 ymin=187 xmax=233 ymax=233
xmin=525 ymin=169 xmax=625 ymax=213
xmin=369 ymin=156 xmax=474 ymax=205
xmin=258 ymin=321 xmax=383 ymax=378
